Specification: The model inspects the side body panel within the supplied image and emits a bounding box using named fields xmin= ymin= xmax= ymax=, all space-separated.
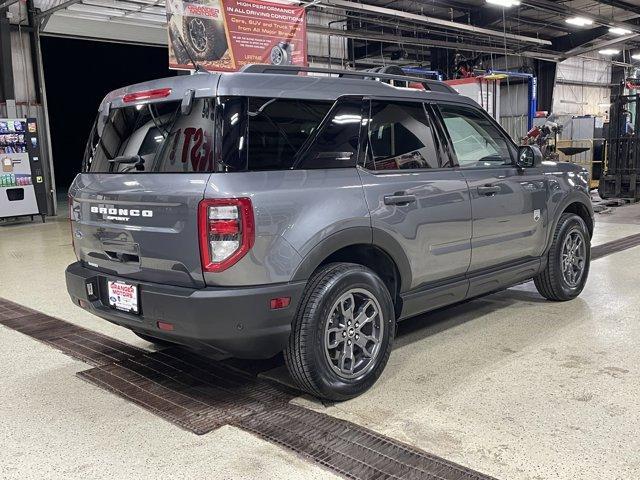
xmin=202 ymin=169 xmax=370 ymax=286
xmin=69 ymin=173 xmax=210 ymax=288
xmin=358 ymin=168 xmax=472 ymax=291
xmin=461 ymin=166 xmax=549 ymax=271
xmin=541 ymin=161 xmax=594 ymax=249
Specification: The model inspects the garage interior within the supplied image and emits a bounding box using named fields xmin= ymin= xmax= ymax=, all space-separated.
xmin=2 ymin=1 xmax=640 ymax=479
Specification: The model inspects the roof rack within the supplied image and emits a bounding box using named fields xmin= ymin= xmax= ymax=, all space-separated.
xmin=239 ymin=64 xmax=457 ymax=94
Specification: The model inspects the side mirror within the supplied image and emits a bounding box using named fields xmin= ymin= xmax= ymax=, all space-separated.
xmin=517 ymin=145 xmax=543 ymax=170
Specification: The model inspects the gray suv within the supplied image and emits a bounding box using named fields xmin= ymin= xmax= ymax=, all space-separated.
xmin=66 ymin=65 xmax=593 ymax=401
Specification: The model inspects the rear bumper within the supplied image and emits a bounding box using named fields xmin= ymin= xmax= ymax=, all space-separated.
xmin=65 ymin=262 xmax=305 ymax=359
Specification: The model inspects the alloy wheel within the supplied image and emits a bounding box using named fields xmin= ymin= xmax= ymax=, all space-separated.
xmin=561 ymin=229 xmax=586 ymax=287
xmin=324 ymin=288 xmax=384 ymax=379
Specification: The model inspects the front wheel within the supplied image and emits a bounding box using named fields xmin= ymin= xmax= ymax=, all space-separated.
xmin=284 ymin=263 xmax=395 ymax=401
xmin=534 ymin=213 xmax=591 ymax=301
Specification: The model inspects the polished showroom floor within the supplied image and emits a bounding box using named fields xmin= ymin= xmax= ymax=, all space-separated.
xmin=1 ymin=200 xmax=639 ymax=480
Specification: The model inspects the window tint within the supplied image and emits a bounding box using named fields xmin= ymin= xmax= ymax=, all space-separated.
xmin=83 ymin=99 xmax=215 ymax=173
xmin=247 ymin=97 xmax=332 ymax=170
xmin=366 ymin=101 xmax=440 ymax=171
xmin=438 ymin=104 xmax=513 ymax=168
xmin=296 ymin=98 xmax=363 ymax=169
xmin=217 ymin=96 xmax=248 ymax=172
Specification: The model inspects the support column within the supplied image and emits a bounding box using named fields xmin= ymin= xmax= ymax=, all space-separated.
xmin=611 ymin=64 xmax=626 ymax=99
xmin=535 ymin=60 xmax=556 ymax=113
xmin=0 ymin=6 xmax=15 ymax=103
xmin=429 ymin=47 xmax=450 ymax=80
xmin=27 ymin=0 xmax=56 ymax=215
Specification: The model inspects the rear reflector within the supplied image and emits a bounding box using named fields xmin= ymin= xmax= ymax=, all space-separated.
xmin=270 ymin=297 xmax=291 ymax=310
xmin=123 ymin=88 xmax=172 ymax=103
xmin=157 ymin=321 xmax=174 ymax=332
xmin=198 ymin=198 xmax=255 ymax=272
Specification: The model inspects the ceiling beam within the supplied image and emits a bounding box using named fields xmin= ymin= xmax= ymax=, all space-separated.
xmin=522 ymin=0 xmax=640 ymax=34
xmin=308 ymin=25 xmax=560 ymax=61
xmin=590 ymin=0 xmax=640 ymax=17
xmin=308 ymin=25 xmax=514 ymax=55
xmin=321 ymin=0 xmax=552 ymax=45
xmin=565 ymin=33 xmax=640 ymax=56
xmin=552 ymin=26 xmax=610 ymax=52
xmin=35 ymin=0 xmax=83 ymax=19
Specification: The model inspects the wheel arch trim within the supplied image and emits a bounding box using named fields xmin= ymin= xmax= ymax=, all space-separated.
xmin=546 ymin=193 xmax=594 ymax=254
xmin=291 ymin=227 xmax=412 ymax=293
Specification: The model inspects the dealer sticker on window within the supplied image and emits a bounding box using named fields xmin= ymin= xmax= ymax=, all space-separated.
xmin=107 ymin=280 xmax=139 ymax=314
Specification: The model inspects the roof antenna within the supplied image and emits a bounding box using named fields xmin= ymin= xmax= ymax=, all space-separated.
xmin=176 ymin=35 xmax=210 ymax=75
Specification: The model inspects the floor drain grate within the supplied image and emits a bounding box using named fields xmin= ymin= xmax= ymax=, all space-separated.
xmin=77 ymin=351 xmax=496 ymax=479
xmin=0 ymin=297 xmax=497 ymax=480
xmin=0 ymin=299 xmax=145 ymax=366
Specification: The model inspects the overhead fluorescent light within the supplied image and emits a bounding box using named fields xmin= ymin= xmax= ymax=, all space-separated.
xmin=632 ymin=53 xmax=640 ymax=60
xmin=566 ymin=17 xmax=594 ymax=27
xmin=486 ymin=0 xmax=520 ymax=6
xmin=609 ymin=27 xmax=632 ymax=35
xmin=599 ymin=49 xmax=620 ymax=55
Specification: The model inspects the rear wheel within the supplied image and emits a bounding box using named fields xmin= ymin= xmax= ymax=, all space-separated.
xmin=534 ymin=213 xmax=590 ymax=301
xmin=284 ymin=263 xmax=395 ymax=401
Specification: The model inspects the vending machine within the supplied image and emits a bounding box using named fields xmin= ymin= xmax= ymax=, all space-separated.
xmin=0 ymin=118 xmax=47 ymax=222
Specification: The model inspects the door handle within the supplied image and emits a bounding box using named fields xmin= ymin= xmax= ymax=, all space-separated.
xmin=477 ymin=185 xmax=501 ymax=196
xmin=384 ymin=192 xmax=417 ymax=206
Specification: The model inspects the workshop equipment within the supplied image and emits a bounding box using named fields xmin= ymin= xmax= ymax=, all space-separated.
xmin=599 ymin=94 xmax=640 ymax=200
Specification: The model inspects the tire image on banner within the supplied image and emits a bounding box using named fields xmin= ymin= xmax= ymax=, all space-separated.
xmin=167 ymin=0 xmax=234 ymax=70
xmin=167 ymin=0 xmax=307 ymax=72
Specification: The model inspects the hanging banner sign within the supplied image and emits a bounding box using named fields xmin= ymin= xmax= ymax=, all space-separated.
xmin=167 ymin=0 xmax=307 ymax=72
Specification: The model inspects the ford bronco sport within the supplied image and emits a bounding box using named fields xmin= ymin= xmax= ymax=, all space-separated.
xmin=66 ymin=65 xmax=593 ymax=401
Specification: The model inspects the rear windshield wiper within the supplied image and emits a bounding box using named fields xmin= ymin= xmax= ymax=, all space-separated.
xmin=109 ymin=154 xmax=145 ymax=172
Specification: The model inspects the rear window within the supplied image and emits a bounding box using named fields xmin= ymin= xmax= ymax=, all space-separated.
xmin=84 ymin=98 xmax=215 ymax=173
xmin=83 ymin=96 xmax=359 ymax=173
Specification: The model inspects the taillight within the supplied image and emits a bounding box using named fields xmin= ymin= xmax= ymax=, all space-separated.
xmin=122 ymin=88 xmax=172 ymax=103
xmin=198 ymin=198 xmax=254 ymax=272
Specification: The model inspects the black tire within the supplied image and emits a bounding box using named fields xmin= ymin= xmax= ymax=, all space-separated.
xmin=284 ymin=263 xmax=395 ymax=401
xmin=534 ymin=213 xmax=591 ymax=301
xmin=133 ymin=331 xmax=175 ymax=347
xmin=182 ymin=16 xmax=228 ymax=61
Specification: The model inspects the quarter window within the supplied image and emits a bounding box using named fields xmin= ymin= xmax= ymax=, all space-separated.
xmin=366 ymin=101 xmax=440 ymax=171
xmin=438 ymin=104 xmax=513 ymax=168
xmin=247 ymin=97 xmax=332 ymax=170
xmin=296 ymin=98 xmax=363 ymax=169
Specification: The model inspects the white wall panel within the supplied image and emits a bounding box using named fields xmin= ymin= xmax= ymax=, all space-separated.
xmin=557 ymin=57 xmax=611 ymax=84
xmin=307 ymin=11 xmax=347 ymax=63
xmin=553 ymin=57 xmax=611 ymax=117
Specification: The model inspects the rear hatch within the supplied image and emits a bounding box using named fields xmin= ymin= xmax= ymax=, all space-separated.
xmin=69 ymin=84 xmax=216 ymax=288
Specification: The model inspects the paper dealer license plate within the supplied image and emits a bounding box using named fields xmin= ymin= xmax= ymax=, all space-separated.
xmin=107 ymin=280 xmax=139 ymax=314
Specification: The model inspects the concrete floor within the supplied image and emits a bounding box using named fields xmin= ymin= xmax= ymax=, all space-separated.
xmin=1 ymin=202 xmax=640 ymax=479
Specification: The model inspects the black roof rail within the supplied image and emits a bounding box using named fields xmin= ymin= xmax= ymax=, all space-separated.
xmin=239 ymin=64 xmax=457 ymax=94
